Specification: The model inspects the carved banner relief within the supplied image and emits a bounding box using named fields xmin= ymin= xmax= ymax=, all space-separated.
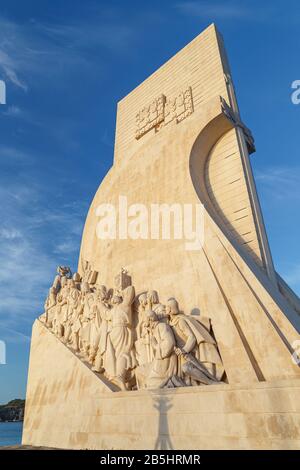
xmin=135 ymin=95 xmax=165 ymax=140
xmin=135 ymin=87 xmax=194 ymax=139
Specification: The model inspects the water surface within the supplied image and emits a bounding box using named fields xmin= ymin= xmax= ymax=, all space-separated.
xmin=0 ymin=421 xmax=23 ymax=447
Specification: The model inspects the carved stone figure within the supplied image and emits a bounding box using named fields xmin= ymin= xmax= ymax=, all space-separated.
xmin=78 ymin=281 xmax=94 ymax=357
xmin=52 ymin=275 xmax=61 ymax=294
xmin=81 ymin=260 xmax=98 ymax=285
xmin=87 ymin=286 xmax=108 ymax=364
xmin=146 ymin=290 xmax=167 ymax=321
xmin=114 ymin=269 xmax=132 ymax=292
xmin=63 ymin=279 xmax=81 ymax=345
xmin=135 ymin=311 xmax=177 ymax=389
xmin=135 ymin=299 xmax=152 ymax=367
xmin=44 ymin=286 xmax=57 ymax=327
xmin=166 ymin=298 xmax=224 ymax=385
xmin=69 ymin=292 xmax=83 ymax=352
xmin=52 ymin=265 xmax=71 ymax=293
xmin=136 ymin=293 xmax=148 ymax=339
xmin=91 ymin=286 xmax=111 ymax=373
xmin=72 ymin=272 xmax=81 ymax=289
xmin=52 ymin=276 xmax=69 ymax=338
xmin=92 ymin=313 xmax=110 ymax=372
xmin=103 ymin=286 xmax=137 ymax=390
xmin=57 ymin=265 xmax=72 ymax=278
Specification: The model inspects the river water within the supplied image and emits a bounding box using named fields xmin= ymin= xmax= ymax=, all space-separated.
xmin=0 ymin=421 xmax=23 ymax=447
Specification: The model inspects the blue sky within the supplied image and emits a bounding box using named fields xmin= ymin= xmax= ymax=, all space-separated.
xmin=0 ymin=0 xmax=300 ymax=403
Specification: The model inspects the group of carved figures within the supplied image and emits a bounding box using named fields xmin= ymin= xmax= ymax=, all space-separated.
xmin=41 ymin=266 xmax=225 ymax=391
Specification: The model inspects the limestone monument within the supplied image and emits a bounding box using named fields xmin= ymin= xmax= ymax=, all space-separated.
xmin=23 ymin=24 xmax=300 ymax=450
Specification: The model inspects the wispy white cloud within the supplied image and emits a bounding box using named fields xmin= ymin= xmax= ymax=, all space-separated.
xmin=0 ymin=234 xmax=54 ymax=327
xmin=0 ymin=48 xmax=27 ymax=91
xmin=255 ymin=166 xmax=300 ymax=201
xmin=0 ymin=326 xmax=30 ymax=344
xmin=0 ymin=180 xmax=87 ymax=333
xmin=0 ymin=144 xmax=33 ymax=164
xmin=0 ymin=12 xmax=135 ymax=93
xmin=0 ymin=11 xmax=136 ymax=157
xmin=0 ymin=228 xmax=22 ymax=240
xmin=36 ymin=19 xmax=134 ymax=54
xmin=54 ymin=239 xmax=80 ymax=255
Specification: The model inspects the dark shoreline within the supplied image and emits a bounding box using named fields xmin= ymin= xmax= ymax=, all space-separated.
xmin=0 ymin=400 xmax=25 ymax=423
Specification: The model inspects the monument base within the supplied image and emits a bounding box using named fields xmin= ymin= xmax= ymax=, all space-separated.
xmin=22 ymin=321 xmax=300 ymax=450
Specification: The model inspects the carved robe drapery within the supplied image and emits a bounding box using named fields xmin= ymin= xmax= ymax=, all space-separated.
xmin=136 ymin=321 xmax=177 ymax=389
xmin=103 ymin=286 xmax=137 ymax=382
xmin=169 ymin=314 xmax=224 ymax=383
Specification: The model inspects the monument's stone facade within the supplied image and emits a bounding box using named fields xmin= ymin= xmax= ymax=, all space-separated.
xmin=23 ymin=24 xmax=300 ymax=449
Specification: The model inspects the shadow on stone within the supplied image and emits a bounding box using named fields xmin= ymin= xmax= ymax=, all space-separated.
xmin=152 ymin=394 xmax=173 ymax=450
